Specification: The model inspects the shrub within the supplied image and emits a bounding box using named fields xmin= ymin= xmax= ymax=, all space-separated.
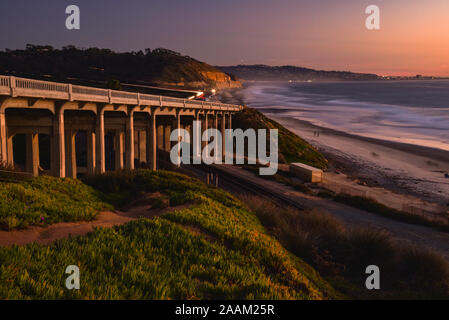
xmin=398 ymin=246 xmax=449 ymax=293
xmin=83 ymin=169 xmax=242 ymax=209
xmin=345 ymin=228 xmax=397 ymax=278
xmin=242 ymin=194 xmax=449 ymax=299
xmin=334 ymin=194 xmax=449 ymax=232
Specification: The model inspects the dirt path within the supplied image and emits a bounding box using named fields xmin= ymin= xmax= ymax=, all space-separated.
xmin=0 ymin=201 xmax=190 ymax=247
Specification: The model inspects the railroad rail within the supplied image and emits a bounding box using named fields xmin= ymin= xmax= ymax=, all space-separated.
xmin=184 ymin=164 xmax=306 ymax=211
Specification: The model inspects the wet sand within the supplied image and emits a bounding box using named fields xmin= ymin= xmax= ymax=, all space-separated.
xmin=270 ymin=114 xmax=449 ymax=206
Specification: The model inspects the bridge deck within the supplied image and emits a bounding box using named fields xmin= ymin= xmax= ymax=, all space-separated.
xmin=0 ymin=75 xmax=242 ymax=112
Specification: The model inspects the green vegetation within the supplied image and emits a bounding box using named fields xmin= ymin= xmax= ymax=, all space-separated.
xmin=0 ymin=170 xmax=336 ymax=299
xmin=0 ymin=176 xmax=111 ymax=230
xmin=334 ymin=194 xmax=449 ymax=233
xmin=244 ymin=162 xmax=449 ymax=233
xmin=0 ymin=46 xmax=239 ymax=89
xmin=2 ymin=169 xmax=445 ymax=299
xmin=242 ymin=195 xmax=449 ymax=299
xmin=233 ymin=107 xmax=328 ymax=169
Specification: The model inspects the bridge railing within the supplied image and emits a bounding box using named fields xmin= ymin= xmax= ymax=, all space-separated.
xmin=0 ymin=75 xmax=11 ymax=95
xmin=0 ymin=75 xmax=243 ymax=112
xmin=15 ymin=77 xmax=68 ymax=92
xmin=0 ymin=75 xmax=10 ymax=87
xmin=72 ymin=85 xmax=109 ymax=97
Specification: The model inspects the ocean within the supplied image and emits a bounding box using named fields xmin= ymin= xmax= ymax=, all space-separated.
xmin=241 ymin=80 xmax=449 ymax=152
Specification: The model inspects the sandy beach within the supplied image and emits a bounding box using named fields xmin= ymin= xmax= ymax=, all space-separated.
xmin=218 ymin=84 xmax=449 ymax=209
xmin=270 ymin=115 xmax=449 ymax=207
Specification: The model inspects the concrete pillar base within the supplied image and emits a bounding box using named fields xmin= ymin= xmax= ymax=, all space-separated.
xmin=126 ymin=112 xmax=135 ymax=170
xmin=87 ymin=130 xmax=96 ymax=175
xmin=115 ymin=130 xmax=124 ymax=171
xmin=52 ymin=110 xmax=65 ymax=177
xmin=95 ymin=110 xmax=105 ymax=174
xmin=26 ymin=133 xmax=39 ymax=177
xmin=0 ymin=112 xmax=6 ymax=165
xmin=65 ymin=129 xmax=77 ymax=179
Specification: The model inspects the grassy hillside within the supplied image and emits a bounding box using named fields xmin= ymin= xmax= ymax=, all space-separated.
xmin=0 ymin=176 xmax=110 ymax=230
xmin=0 ymin=46 xmax=240 ymax=89
xmin=0 ymin=170 xmax=337 ymax=299
xmin=233 ymin=107 xmax=328 ymax=169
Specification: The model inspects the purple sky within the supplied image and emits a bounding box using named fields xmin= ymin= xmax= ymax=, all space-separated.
xmin=1 ymin=0 xmax=448 ymax=76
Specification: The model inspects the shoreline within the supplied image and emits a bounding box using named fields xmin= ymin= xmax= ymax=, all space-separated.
xmin=217 ymin=85 xmax=449 ymax=207
xmin=274 ymin=115 xmax=449 ymax=164
xmin=268 ymin=114 xmax=449 ymax=206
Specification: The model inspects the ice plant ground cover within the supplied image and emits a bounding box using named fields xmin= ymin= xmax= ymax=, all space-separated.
xmin=0 ymin=170 xmax=337 ymax=299
xmin=0 ymin=176 xmax=111 ymax=230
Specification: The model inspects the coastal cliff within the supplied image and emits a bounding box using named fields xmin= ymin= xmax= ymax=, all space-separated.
xmin=156 ymin=70 xmax=241 ymax=89
xmin=0 ymin=45 xmax=241 ymax=90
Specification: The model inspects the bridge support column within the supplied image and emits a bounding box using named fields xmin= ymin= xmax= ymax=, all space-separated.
xmin=65 ymin=129 xmax=77 ymax=178
xmin=136 ymin=130 xmax=146 ymax=166
xmin=26 ymin=133 xmax=39 ymax=177
xmin=185 ymin=122 xmax=192 ymax=157
xmin=95 ymin=108 xmax=105 ymax=174
xmin=202 ymin=113 xmax=208 ymax=152
xmin=193 ymin=112 xmax=201 ymax=162
xmin=164 ymin=123 xmax=171 ymax=153
xmin=173 ymin=112 xmax=181 ymax=167
xmin=147 ymin=114 xmax=157 ymax=170
xmin=87 ymin=130 xmax=96 ymax=175
xmin=214 ymin=113 xmax=220 ymax=162
xmin=221 ymin=113 xmax=226 ymax=160
xmin=157 ymin=124 xmax=164 ymax=152
xmin=0 ymin=111 xmax=6 ymax=164
xmin=115 ymin=130 xmax=124 ymax=171
xmin=52 ymin=109 xmax=65 ymax=177
xmin=7 ymin=134 xmax=14 ymax=166
xmin=126 ymin=111 xmax=134 ymax=170
xmin=228 ymin=113 xmax=232 ymax=161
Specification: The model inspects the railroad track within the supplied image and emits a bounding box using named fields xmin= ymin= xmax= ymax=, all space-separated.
xmin=183 ymin=164 xmax=306 ymax=211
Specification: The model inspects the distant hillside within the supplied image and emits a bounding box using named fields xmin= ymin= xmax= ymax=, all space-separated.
xmin=218 ymin=64 xmax=380 ymax=81
xmin=0 ymin=45 xmax=241 ymax=90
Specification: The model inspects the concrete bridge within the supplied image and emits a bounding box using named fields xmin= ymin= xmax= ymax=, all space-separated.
xmin=0 ymin=75 xmax=242 ymax=178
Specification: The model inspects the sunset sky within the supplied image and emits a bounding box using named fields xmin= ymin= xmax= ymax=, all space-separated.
xmin=1 ymin=0 xmax=448 ymax=76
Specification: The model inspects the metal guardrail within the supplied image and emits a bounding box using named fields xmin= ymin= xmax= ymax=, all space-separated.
xmin=0 ymin=75 xmax=243 ymax=112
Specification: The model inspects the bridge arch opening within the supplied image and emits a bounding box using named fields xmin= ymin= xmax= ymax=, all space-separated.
xmin=12 ymin=134 xmax=26 ymax=170
xmin=5 ymin=108 xmax=53 ymax=176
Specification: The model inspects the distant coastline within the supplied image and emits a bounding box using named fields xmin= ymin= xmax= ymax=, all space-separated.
xmin=218 ymin=64 xmax=449 ymax=82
